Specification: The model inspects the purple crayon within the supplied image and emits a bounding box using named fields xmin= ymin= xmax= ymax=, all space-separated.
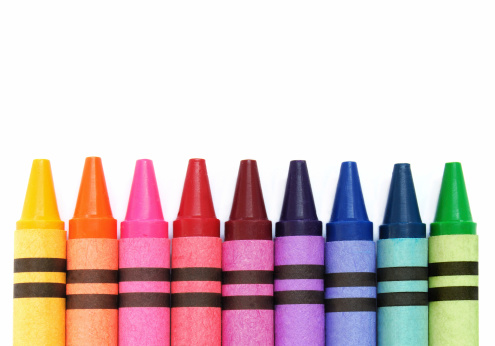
xmin=274 ymin=161 xmax=325 ymax=345
xmin=325 ymin=162 xmax=376 ymax=346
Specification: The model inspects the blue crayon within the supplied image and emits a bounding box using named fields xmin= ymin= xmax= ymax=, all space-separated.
xmin=325 ymin=162 xmax=376 ymax=346
xmin=274 ymin=161 xmax=325 ymax=346
xmin=377 ymin=164 xmax=428 ymax=346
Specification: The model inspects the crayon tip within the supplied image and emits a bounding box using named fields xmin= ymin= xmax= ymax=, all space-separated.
xmin=276 ymin=161 xmax=322 ymax=237
xmin=225 ymin=160 xmax=272 ymax=241
xmin=379 ymin=163 xmax=425 ymax=239
xmin=173 ymin=159 xmax=220 ymax=238
xmin=69 ymin=157 xmax=116 ymax=239
xmin=431 ymin=162 xmax=476 ymax=236
xmin=121 ymin=159 xmax=168 ymax=238
xmin=17 ymin=159 xmax=64 ymax=230
xmin=327 ymin=162 xmax=372 ymax=241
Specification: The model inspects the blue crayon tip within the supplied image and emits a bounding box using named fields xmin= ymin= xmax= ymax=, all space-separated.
xmin=379 ymin=163 xmax=426 ymax=239
xmin=276 ymin=160 xmax=322 ymax=237
xmin=327 ymin=162 xmax=373 ymax=241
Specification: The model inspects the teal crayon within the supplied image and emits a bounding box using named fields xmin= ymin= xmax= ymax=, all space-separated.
xmin=377 ymin=164 xmax=428 ymax=346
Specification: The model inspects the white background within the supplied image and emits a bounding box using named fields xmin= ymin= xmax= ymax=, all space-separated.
xmin=1 ymin=1 xmax=493 ymax=344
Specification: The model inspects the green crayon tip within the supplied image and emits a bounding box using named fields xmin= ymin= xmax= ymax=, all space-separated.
xmin=430 ymin=162 xmax=476 ymax=236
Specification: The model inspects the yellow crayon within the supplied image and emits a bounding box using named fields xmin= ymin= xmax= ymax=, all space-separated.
xmin=14 ymin=160 xmax=66 ymax=346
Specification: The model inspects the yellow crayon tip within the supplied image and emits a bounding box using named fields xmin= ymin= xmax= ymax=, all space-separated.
xmin=17 ymin=159 xmax=65 ymax=230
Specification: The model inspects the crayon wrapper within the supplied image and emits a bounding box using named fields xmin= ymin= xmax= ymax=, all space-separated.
xmin=14 ymin=228 xmax=66 ymax=346
xmin=429 ymin=234 xmax=478 ymax=346
xmin=66 ymin=238 xmax=118 ymax=346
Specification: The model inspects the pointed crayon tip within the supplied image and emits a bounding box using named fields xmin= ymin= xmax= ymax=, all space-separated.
xmin=17 ymin=159 xmax=64 ymax=230
xmin=431 ymin=162 xmax=476 ymax=236
xmin=225 ymin=160 xmax=272 ymax=241
xmin=69 ymin=157 xmax=116 ymax=239
xmin=379 ymin=163 xmax=425 ymax=239
xmin=121 ymin=159 xmax=168 ymax=238
xmin=173 ymin=158 xmax=220 ymax=237
xmin=327 ymin=162 xmax=373 ymax=241
xmin=276 ymin=160 xmax=322 ymax=237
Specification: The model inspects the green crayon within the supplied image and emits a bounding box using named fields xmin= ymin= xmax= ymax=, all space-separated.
xmin=429 ymin=162 xmax=478 ymax=346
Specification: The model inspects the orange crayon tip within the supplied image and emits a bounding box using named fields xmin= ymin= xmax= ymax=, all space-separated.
xmin=69 ymin=157 xmax=116 ymax=239
xmin=17 ymin=159 xmax=64 ymax=230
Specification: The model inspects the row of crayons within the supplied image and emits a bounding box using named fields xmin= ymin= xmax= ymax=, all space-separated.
xmin=13 ymin=157 xmax=478 ymax=346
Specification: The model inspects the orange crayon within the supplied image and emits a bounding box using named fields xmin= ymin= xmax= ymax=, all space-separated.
xmin=66 ymin=157 xmax=118 ymax=346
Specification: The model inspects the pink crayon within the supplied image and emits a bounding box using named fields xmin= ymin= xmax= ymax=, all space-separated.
xmin=119 ymin=160 xmax=170 ymax=346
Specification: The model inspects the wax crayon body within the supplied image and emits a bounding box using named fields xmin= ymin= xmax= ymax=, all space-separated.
xmin=222 ymin=160 xmax=274 ymax=346
xmin=14 ymin=160 xmax=66 ymax=346
xmin=377 ymin=164 xmax=428 ymax=346
xmin=274 ymin=161 xmax=325 ymax=346
xmin=428 ymin=163 xmax=478 ymax=345
xmin=171 ymin=159 xmax=221 ymax=346
xmin=66 ymin=157 xmax=118 ymax=345
xmin=325 ymin=162 xmax=376 ymax=346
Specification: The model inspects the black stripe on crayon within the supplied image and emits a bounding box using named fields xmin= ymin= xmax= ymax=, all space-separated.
xmin=66 ymin=294 xmax=118 ymax=309
xmin=274 ymin=265 xmax=325 ymax=280
xmin=14 ymin=283 xmax=66 ymax=298
xmin=222 ymin=270 xmax=273 ymax=285
xmin=429 ymin=286 xmax=478 ymax=302
xmin=377 ymin=267 xmax=428 ymax=282
xmin=171 ymin=293 xmax=222 ymax=308
xmin=119 ymin=293 xmax=171 ymax=308
xmin=14 ymin=258 xmax=66 ymax=273
xmin=67 ymin=270 xmax=118 ymax=284
xmin=171 ymin=268 xmax=222 ymax=282
xmin=429 ymin=262 xmax=478 ymax=277
xmin=119 ymin=268 xmax=170 ymax=282
xmin=325 ymin=272 xmax=376 ymax=288
xmin=274 ymin=290 xmax=324 ymax=305
xmin=377 ymin=292 xmax=429 ymax=307
xmin=325 ymin=298 xmax=376 ymax=312
xmin=222 ymin=295 xmax=274 ymax=310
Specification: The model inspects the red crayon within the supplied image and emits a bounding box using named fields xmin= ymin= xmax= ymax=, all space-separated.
xmin=171 ymin=159 xmax=222 ymax=346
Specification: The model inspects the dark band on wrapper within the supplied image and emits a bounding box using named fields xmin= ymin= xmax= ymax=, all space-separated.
xmin=14 ymin=283 xmax=66 ymax=298
xmin=66 ymin=294 xmax=119 ymax=309
xmin=274 ymin=290 xmax=324 ymax=305
xmin=325 ymin=272 xmax=376 ymax=287
xmin=119 ymin=292 xmax=171 ymax=307
xmin=222 ymin=270 xmax=273 ymax=285
xmin=428 ymin=262 xmax=478 ymax=277
xmin=274 ymin=265 xmax=325 ymax=280
xmin=171 ymin=292 xmax=222 ymax=308
xmin=119 ymin=268 xmax=170 ymax=282
xmin=377 ymin=292 xmax=428 ymax=307
xmin=14 ymin=258 xmax=66 ymax=273
xmin=223 ymin=295 xmax=274 ymax=310
xmin=67 ymin=269 xmax=118 ymax=284
xmin=325 ymin=298 xmax=376 ymax=312
xmin=171 ymin=268 xmax=222 ymax=282
xmin=429 ymin=286 xmax=478 ymax=302
xmin=377 ymin=267 xmax=428 ymax=282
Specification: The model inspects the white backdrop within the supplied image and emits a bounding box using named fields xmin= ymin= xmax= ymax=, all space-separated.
xmin=1 ymin=1 xmax=494 ymax=344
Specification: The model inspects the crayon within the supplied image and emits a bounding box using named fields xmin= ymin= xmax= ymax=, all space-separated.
xmin=222 ymin=160 xmax=274 ymax=345
xmin=171 ymin=159 xmax=222 ymax=346
xmin=14 ymin=160 xmax=66 ymax=346
xmin=377 ymin=164 xmax=428 ymax=346
xmin=325 ymin=162 xmax=376 ymax=346
xmin=66 ymin=157 xmax=118 ymax=345
xmin=429 ymin=162 xmax=478 ymax=345
xmin=119 ymin=160 xmax=171 ymax=346
xmin=274 ymin=161 xmax=325 ymax=346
